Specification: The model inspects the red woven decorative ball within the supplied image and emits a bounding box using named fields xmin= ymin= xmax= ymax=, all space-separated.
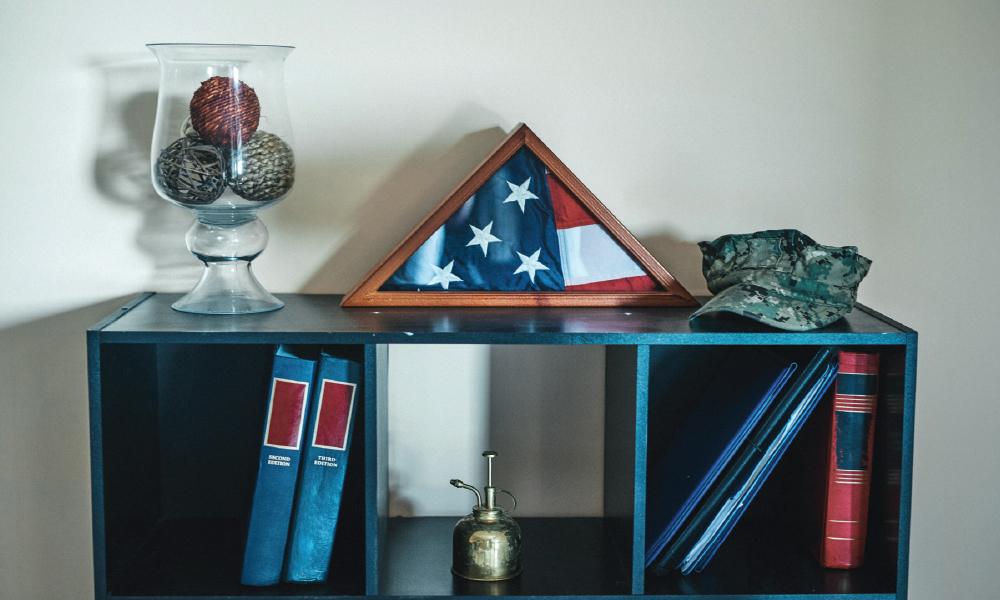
xmin=189 ymin=76 xmax=261 ymax=147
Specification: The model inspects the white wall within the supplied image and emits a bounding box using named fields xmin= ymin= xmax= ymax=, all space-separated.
xmin=387 ymin=344 xmax=605 ymax=517
xmin=1 ymin=1 xmax=997 ymax=598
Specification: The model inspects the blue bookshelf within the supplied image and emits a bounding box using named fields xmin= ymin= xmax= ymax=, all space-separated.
xmin=87 ymin=293 xmax=917 ymax=600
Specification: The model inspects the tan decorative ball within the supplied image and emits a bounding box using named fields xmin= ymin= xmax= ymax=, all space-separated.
xmin=189 ymin=76 xmax=260 ymax=147
xmin=230 ymin=131 xmax=295 ymax=202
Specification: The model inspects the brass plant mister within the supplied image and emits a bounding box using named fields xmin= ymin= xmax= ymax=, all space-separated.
xmin=449 ymin=450 xmax=522 ymax=581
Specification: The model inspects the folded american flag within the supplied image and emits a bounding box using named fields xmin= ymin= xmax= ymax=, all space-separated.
xmin=382 ymin=148 xmax=656 ymax=292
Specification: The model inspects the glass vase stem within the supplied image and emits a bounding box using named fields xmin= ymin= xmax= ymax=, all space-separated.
xmin=171 ymin=216 xmax=283 ymax=314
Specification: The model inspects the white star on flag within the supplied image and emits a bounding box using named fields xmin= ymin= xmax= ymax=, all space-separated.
xmin=502 ymin=178 xmax=539 ymax=212
xmin=466 ymin=221 xmax=502 ymax=256
xmin=427 ymin=260 xmax=462 ymax=289
xmin=513 ymin=248 xmax=549 ymax=284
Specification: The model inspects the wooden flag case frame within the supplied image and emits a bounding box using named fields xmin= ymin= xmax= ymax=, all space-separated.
xmin=342 ymin=124 xmax=697 ymax=308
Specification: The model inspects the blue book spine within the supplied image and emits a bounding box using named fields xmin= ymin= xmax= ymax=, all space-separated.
xmin=284 ymin=352 xmax=361 ymax=583
xmin=241 ymin=346 xmax=316 ymax=586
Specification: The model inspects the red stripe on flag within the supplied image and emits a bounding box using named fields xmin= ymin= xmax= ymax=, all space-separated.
xmin=265 ymin=379 xmax=308 ymax=448
xmin=547 ymin=173 xmax=597 ymax=229
xmin=566 ymin=275 xmax=658 ymax=292
xmin=546 ymin=172 xmax=658 ymax=291
xmin=314 ymin=380 xmax=356 ymax=450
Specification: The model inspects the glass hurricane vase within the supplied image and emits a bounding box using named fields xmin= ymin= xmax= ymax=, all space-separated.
xmin=148 ymin=43 xmax=295 ymax=314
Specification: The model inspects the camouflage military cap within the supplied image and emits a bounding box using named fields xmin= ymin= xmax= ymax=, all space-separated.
xmin=690 ymin=229 xmax=872 ymax=331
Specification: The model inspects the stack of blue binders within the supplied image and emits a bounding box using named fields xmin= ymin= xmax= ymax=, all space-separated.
xmin=646 ymin=347 xmax=838 ymax=575
xmin=241 ymin=346 xmax=361 ymax=586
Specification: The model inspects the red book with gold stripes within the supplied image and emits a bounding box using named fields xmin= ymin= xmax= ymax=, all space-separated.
xmin=819 ymin=350 xmax=880 ymax=569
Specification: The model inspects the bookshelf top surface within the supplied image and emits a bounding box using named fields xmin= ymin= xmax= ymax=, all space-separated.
xmin=92 ymin=293 xmax=914 ymax=345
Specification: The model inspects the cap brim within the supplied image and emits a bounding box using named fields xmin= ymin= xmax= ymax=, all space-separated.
xmin=690 ymin=283 xmax=850 ymax=331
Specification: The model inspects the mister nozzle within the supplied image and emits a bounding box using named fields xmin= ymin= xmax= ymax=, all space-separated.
xmin=449 ymin=478 xmax=483 ymax=508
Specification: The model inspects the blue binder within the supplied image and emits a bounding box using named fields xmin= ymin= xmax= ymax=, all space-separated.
xmin=651 ymin=347 xmax=837 ymax=575
xmin=284 ymin=351 xmax=361 ymax=583
xmin=644 ymin=350 xmax=797 ymax=567
xmin=241 ymin=346 xmax=316 ymax=586
xmin=681 ymin=361 xmax=838 ymax=574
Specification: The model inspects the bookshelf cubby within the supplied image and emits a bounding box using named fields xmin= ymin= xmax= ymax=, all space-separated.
xmin=88 ymin=293 xmax=916 ymax=600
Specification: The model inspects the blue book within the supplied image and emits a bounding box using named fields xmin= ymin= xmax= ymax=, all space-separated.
xmin=644 ymin=350 xmax=797 ymax=567
xmin=241 ymin=346 xmax=316 ymax=586
xmin=284 ymin=351 xmax=361 ymax=583
xmin=681 ymin=362 xmax=838 ymax=574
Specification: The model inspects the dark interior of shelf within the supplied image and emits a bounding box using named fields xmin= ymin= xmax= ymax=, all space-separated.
xmin=100 ymin=343 xmax=367 ymax=597
xmin=382 ymin=517 xmax=629 ymax=596
xmin=93 ymin=335 xmax=909 ymax=599
xmin=643 ymin=345 xmax=904 ymax=597
xmin=107 ymin=517 xmax=359 ymax=597
xmin=642 ymin=510 xmax=896 ymax=596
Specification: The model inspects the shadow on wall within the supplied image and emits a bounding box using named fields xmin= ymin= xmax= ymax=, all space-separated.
xmin=487 ymin=345 xmax=605 ymax=517
xmin=388 ymin=466 xmax=417 ymax=518
xmin=0 ymin=297 xmax=132 ymax=599
xmin=300 ymin=113 xmax=508 ymax=294
xmin=639 ymin=230 xmax=708 ymax=298
xmin=90 ymin=55 xmax=199 ymax=291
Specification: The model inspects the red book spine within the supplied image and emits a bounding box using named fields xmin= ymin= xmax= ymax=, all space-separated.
xmin=819 ymin=350 xmax=880 ymax=569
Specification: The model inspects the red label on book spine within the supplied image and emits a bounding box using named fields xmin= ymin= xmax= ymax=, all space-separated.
xmin=820 ymin=350 xmax=880 ymax=569
xmin=264 ymin=378 xmax=309 ymax=449
xmin=312 ymin=379 xmax=356 ymax=450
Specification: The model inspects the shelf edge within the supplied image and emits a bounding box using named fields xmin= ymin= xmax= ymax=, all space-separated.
xmin=88 ymin=292 xmax=156 ymax=333
xmin=854 ymin=303 xmax=915 ymax=334
xmin=92 ymin=330 xmax=913 ymax=346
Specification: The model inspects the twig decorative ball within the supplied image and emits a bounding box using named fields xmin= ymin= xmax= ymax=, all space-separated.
xmin=230 ymin=131 xmax=295 ymax=202
xmin=189 ymin=76 xmax=261 ymax=147
xmin=155 ymin=136 xmax=228 ymax=204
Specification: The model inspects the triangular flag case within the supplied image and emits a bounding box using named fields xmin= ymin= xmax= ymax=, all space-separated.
xmin=342 ymin=124 xmax=696 ymax=307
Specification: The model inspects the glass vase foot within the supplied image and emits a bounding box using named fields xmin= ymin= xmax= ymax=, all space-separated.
xmin=172 ymin=260 xmax=284 ymax=314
